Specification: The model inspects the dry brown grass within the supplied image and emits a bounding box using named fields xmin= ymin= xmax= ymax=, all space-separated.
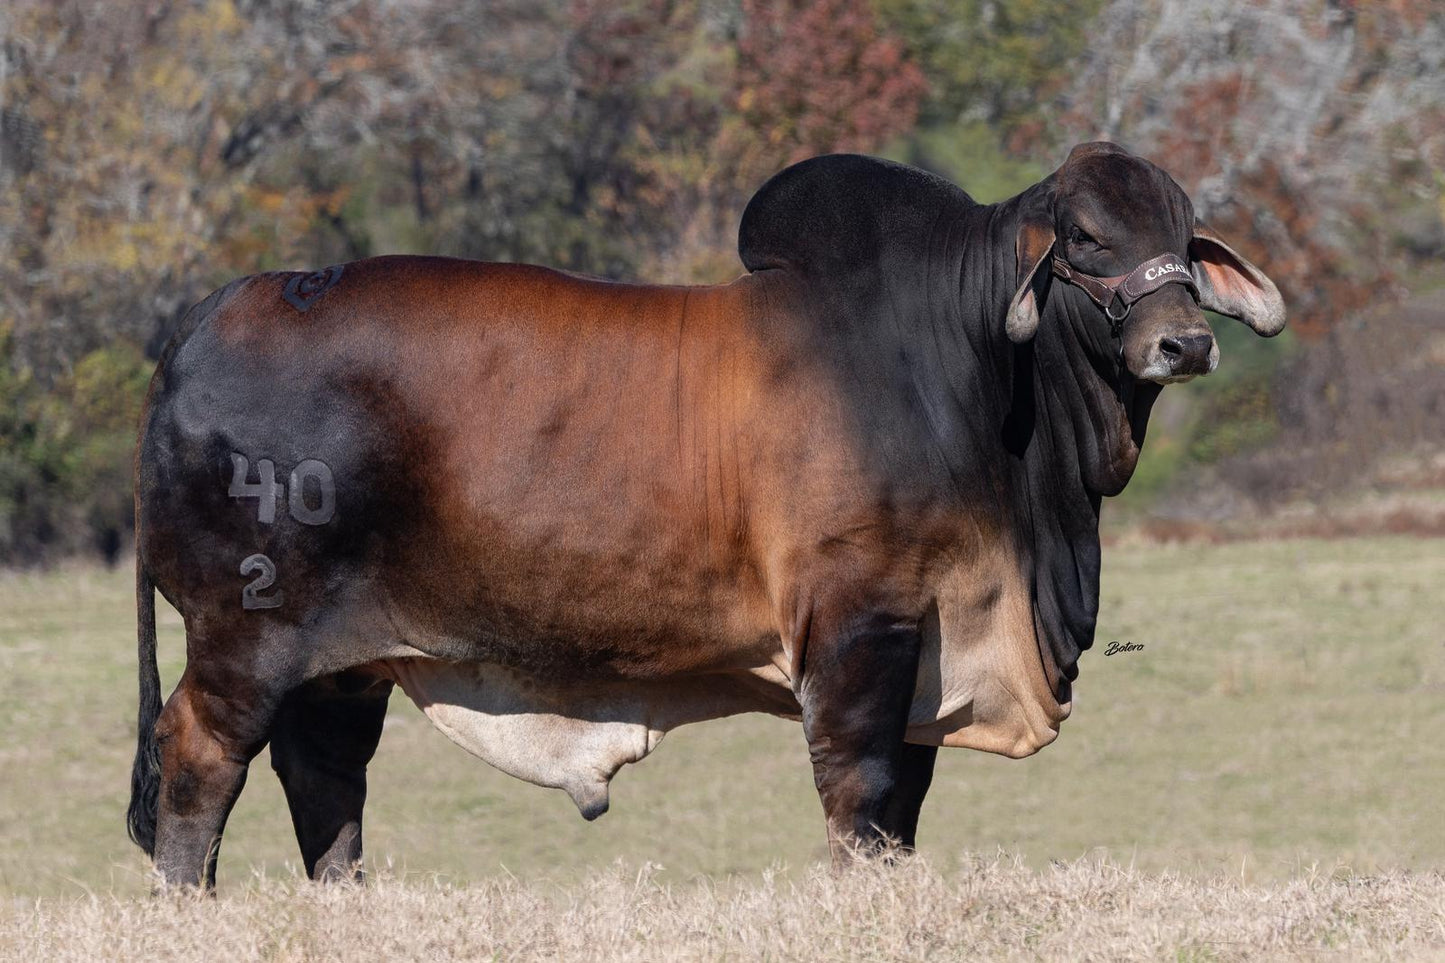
xmin=4 ymin=856 xmax=1444 ymax=962
xmin=4 ymin=538 xmax=1445 ymax=958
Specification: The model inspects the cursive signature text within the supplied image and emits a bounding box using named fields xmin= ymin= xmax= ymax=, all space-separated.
xmin=1104 ymin=640 xmax=1144 ymax=656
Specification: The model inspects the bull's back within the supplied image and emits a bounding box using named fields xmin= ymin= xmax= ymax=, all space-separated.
xmin=138 ymin=257 xmax=782 ymax=679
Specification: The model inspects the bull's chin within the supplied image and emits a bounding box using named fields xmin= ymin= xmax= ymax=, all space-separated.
xmin=1135 ymin=365 xmax=1201 ymax=385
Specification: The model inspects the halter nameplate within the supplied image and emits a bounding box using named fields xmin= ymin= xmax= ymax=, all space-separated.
xmin=1050 ymin=252 xmax=1198 ymax=334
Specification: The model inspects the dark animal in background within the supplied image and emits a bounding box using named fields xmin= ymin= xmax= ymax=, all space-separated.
xmin=127 ymin=142 xmax=1283 ymax=889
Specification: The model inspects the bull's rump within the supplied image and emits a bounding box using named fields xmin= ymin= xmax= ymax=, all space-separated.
xmin=138 ymin=257 xmax=781 ymax=679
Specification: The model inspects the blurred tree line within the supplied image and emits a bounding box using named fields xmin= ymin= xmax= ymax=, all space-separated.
xmin=1 ymin=0 xmax=1442 ymax=564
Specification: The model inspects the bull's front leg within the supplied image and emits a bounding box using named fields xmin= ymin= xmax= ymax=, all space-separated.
xmin=796 ymin=609 xmax=924 ymax=861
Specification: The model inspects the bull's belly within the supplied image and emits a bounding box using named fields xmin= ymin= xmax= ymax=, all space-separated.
xmin=378 ymin=565 xmax=1069 ymax=816
xmin=379 ymin=657 xmax=801 ymax=818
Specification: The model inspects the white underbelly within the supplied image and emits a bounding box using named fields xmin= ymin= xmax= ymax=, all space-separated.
xmin=383 ymin=565 xmax=1069 ymax=816
xmin=383 ymin=658 xmax=799 ymax=818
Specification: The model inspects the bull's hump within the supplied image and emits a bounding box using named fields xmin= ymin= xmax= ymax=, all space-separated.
xmin=737 ymin=154 xmax=975 ymax=277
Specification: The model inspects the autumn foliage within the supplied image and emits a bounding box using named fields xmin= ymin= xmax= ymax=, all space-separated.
xmin=731 ymin=0 xmax=926 ymax=163
xmin=1 ymin=0 xmax=1442 ymax=562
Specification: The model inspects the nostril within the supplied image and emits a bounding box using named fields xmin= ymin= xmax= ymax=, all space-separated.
xmin=1158 ymin=333 xmax=1216 ymax=372
xmin=1180 ymin=334 xmax=1215 ymax=358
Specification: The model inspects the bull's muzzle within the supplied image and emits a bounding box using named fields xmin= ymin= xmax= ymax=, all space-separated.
xmin=1141 ymin=328 xmax=1218 ymax=382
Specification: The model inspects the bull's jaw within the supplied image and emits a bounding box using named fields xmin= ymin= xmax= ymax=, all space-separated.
xmin=1082 ymin=376 xmax=1163 ymax=497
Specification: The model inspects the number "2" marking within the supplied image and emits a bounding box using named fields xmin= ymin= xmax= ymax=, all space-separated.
xmin=240 ymin=553 xmax=283 ymax=610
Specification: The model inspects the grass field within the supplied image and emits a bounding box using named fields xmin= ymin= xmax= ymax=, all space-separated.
xmin=2 ymin=536 xmax=1444 ymax=959
xmin=4 ymin=858 xmax=1444 ymax=961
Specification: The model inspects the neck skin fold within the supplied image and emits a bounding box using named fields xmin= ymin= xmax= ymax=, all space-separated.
xmin=908 ymin=187 xmax=1160 ymax=683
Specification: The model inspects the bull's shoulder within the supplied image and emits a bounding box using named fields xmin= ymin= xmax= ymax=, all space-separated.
xmin=737 ymin=154 xmax=977 ymax=277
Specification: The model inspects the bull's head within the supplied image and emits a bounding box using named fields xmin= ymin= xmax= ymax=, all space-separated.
xmin=1004 ymin=142 xmax=1285 ymax=383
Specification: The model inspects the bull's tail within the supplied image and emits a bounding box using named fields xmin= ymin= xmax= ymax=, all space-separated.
xmin=126 ymin=557 xmax=163 ymax=856
xmin=124 ymin=277 xmax=250 ymax=856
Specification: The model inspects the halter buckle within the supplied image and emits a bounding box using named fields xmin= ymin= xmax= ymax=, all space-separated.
xmin=1104 ymin=297 xmax=1131 ymax=337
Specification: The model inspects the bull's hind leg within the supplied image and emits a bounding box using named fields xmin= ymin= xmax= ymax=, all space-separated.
xmin=269 ymin=671 xmax=392 ymax=882
xmin=152 ymin=662 xmax=282 ymax=889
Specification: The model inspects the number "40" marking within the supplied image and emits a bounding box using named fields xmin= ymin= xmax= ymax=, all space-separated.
xmin=229 ymin=454 xmax=336 ymax=526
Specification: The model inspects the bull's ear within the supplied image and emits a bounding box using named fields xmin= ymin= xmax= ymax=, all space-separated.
xmin=1005 ymin=213 xmax=1055 ymax=343
xmin=1189 ymin=223 xmax=1286 ymax=337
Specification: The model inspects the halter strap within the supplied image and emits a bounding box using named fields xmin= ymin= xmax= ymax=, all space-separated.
xmin=1050 ymin=252 xmax=1198 ymax=336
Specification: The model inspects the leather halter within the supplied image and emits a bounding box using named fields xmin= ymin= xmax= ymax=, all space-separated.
xmin=1050 ymin=252 xmax=1199 ymax=338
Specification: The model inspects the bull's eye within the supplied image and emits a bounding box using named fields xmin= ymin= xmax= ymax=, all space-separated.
xmin=1068 ymin=225 xmax=1101 ymax=249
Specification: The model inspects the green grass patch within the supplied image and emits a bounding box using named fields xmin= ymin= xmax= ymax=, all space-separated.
xmin=0 ymin=536 xmax=1442 ymax=898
